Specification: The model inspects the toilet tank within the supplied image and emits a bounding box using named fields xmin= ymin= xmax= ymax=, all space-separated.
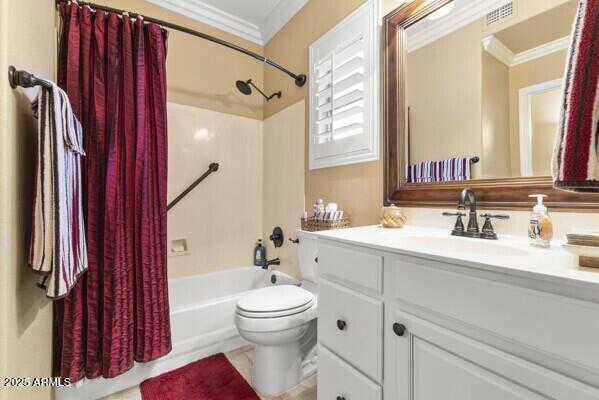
xmin=296 ymin=230 xmax=318 ymax=284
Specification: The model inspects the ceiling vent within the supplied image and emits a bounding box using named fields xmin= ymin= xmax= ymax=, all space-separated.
xmin=486 ymin=2 xmax=513 ymax=26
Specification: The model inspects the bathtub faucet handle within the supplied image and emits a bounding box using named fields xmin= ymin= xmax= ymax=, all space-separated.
xmin=269 ymin=227 xmax=284 ymax=248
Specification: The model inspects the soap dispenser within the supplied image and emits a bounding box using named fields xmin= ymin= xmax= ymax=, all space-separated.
xmin=528 ymin=194 xmax=553 ymax=248
xmin=253 ymin=239 xmax=266 ymax=266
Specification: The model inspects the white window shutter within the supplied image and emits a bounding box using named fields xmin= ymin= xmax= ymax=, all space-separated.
xmin=309 ymin=0 xmax=379 ymax=170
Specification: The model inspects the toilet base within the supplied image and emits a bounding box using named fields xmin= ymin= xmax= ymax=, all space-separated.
xmin=235 ymin=306 xmax=318 ymax=396
xmin=252 ymin=342 xmax=302 ymax=395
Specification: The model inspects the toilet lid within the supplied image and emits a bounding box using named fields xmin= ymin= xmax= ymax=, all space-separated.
xmin=237 ymin=285 xmax=314 ymax=315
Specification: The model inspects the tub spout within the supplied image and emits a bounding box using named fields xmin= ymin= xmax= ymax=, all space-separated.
xmin=263 ymin=258 xmax=280 ymax=269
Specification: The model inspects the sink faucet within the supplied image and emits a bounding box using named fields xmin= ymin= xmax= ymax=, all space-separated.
xmin=443 ymin=188 xmax=509 ymax=240
xmin=262 ymin=258 xmax=280 ymax=270
xmin=457 ymin=188 xmax=479 ymax=233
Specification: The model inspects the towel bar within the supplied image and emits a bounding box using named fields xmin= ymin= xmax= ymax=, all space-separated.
xmin=8 ymin=65 xmax=52 ymax=89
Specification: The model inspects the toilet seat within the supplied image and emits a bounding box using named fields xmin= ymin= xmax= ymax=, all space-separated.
xmin=236 ymin=285 xmax=315 ymax=319
xmin=235 ymin=299 xmax=317 ymax=333
xmin=237 ymin=299 xmax=314 ymax=318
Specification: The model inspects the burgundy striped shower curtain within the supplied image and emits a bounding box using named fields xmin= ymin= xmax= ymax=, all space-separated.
xmin=54 ymin=3 xmax=171 ymax=381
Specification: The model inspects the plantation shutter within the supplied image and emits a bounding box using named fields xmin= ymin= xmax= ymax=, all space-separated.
xmin=309 ymin=0 xmax=379 ymax=169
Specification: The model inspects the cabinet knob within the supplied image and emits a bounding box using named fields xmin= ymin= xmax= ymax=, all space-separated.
xmin=336 ymin=397 xmax=346 ymax=400
xmin=336 ymin=319 xmax=347 ymax=331
xmin=315 ymin=257 xmax=318 ymax=263
xmin=393 ymin=323 xmax=406 ymax=337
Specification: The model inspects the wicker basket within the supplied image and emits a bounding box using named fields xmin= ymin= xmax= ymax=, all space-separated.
xmin=301 ymin=216 xmax=351 ymax=232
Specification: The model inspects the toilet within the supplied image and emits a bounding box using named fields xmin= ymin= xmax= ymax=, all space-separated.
xmin=234 ymin=231 xmax=318 ymax=396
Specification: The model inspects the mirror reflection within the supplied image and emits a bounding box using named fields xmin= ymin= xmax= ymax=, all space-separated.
xmin=403 ymin=0 xmax=578 ymax=183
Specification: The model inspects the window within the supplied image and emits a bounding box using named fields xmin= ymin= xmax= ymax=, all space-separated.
xmin=309 ymin=0 xmax=379 ymax=170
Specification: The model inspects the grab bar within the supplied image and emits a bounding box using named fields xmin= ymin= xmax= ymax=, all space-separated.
xmin=167 ymin=162 xmax=219 ymax=211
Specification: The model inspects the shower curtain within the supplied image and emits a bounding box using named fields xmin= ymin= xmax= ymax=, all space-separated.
xmin=54 ymin=3 xmax=171 ymax=381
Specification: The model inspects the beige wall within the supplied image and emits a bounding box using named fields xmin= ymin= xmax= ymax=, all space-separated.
xmin=262 ymin=101 xmax=306 ymax=279
xmin=532 ymin=122 xmax=557 ymax=175
xmin=382 ymin=0 xmax=409 ymax=16
xmin=493 ymin=0 xmax=576 ymax=53
xmin=264 ymin=0 xmax=383 ymax=227
xmin=482 ymin=52 xmax=511 ymax=178
xmin=0 ymin=1 xmax=56 ymax=399
xmin=104 ymin=0 xmax=265 ymax=120
xmin=531 ymin=88 xmax=561 ymax=176
xmin=508 ymin=50 xmax=567 ymax=174
xmin=166 ymin=102 xmax=263 ymax=278
xmin=407 ymin=20 xmax=483 ymax=178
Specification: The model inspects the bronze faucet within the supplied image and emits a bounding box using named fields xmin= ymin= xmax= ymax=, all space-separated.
xmin=443 ymin=188 xmax=509 ymax=240
xmin=458 ymin=188 xmax=479 ymax=233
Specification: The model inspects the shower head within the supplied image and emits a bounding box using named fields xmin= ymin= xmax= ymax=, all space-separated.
xmin=235 ymin=78 xmax=281 ymax=101
xmin=236 ymin=79 xmax=252 ymax=96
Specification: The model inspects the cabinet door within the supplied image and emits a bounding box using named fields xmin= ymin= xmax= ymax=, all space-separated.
xmin=318 ymin=345 xmax=382 ymax=400
xmin=385 ymin=309 xmax=599 ymax=400
xmin=319 ymin=280 xmax=383 ymax=382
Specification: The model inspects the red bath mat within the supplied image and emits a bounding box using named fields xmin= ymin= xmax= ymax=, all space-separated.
xmin=140 ymin=353 xmax=260 ymax=400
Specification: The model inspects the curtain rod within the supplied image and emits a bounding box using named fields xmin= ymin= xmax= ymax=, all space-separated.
xmin=54 ymin=0 xmax=307 ymax=87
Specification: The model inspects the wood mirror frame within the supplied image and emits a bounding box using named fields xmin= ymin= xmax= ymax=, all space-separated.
xmin=383 ymin=0 xmax=599 ymax=211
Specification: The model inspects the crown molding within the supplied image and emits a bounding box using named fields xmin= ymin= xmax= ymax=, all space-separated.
xmin=511 ymin=35 xmax=569 ymax=66
xmin=483 ymin=34 xmax=569 ymax=67
xmin=262 ymin=0 xmax=309 ymax=45
xmin=482 ymin=35 xmax=514 ymax=65
xmin=147 ymin=0 xmax=263 ymax=44
xmin=406 ymin=0 xmax=511 ymax=53
xmin=147 ymin=0 xmax=309 ymax=46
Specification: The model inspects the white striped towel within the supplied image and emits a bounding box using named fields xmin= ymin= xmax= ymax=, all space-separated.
xmin=29 ymin=81 xmax=88 ymax=299
xmin=407 ymin=157 xmax=473 ymax=183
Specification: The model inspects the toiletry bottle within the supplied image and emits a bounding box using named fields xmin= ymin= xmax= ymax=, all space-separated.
xmin=316 ymin=198 xmax=325 ymax=213
xmin=253 ymin=239 xmax=266 ymax=266
xmin=528 ymin=194 xmax=553 ymax=248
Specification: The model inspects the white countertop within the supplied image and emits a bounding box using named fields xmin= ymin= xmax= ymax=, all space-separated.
xmin=309 ymin=225 xmax=599 ymax=291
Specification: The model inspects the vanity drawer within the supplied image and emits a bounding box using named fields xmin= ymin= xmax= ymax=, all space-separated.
xmin=318 ymin=279 xmax=383 ymax=382
xmin=318 ymin=345 xmax=381 ymax=400
xmin=392 ymin=255 xmax=599 ymax=377
xmin=318 ymin=241 xmax=383 ymax=294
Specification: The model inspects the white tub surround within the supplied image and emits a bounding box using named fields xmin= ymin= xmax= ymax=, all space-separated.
xmin=56 ymin=267 xmax=298 ymax=400
xmin=313 ymin=225 xmax=599 ymax=400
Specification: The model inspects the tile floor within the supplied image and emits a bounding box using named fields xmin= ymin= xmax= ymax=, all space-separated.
xmin=100 ymin=345 xmax=317 ymax=400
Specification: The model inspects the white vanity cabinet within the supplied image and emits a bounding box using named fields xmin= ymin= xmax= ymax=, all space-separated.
xmin=315 ymin=235 xmax=599 ymax=400
xmin=386 ymin=310 xmax=598 ymax=400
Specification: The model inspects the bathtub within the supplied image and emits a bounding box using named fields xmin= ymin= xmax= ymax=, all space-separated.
xmin=56 ymin=267 xmax=299 ymax=400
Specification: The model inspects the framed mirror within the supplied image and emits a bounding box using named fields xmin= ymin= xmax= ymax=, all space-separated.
xmin=384 ymin=0 xmax=599 ymax=210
